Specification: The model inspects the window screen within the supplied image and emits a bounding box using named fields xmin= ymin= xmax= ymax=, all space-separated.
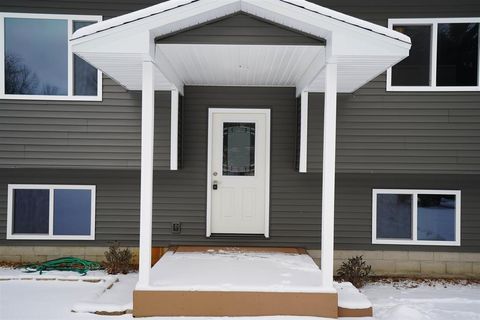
xmin=53 ymin=189 xmax=92 ymax=236
xmin=417 ymin=194 xmax=456 ymax=241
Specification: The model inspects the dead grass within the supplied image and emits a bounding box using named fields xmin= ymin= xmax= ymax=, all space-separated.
xmin=0 ymin=261 xmax=23 ymax=268
xmin=367 ymin=276 xmax=480 ymax=288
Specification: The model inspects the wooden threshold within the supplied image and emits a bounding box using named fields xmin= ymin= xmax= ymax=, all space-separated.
xmin=171 ymin=245 xmax=307 ymax=254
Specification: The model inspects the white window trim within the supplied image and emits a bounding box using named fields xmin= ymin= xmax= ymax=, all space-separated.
xmin=372 ymin=189 xmax=461 ymax=246
xmin=0 ymin=12 xmax=103 ymax=101
xmin=387 ymin=17 xmax=480 ymax=92
xmin=7 ymin=184 xmax=96 ymax=240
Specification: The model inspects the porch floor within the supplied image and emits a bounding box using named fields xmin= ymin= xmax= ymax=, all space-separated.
xmin=133 ymin=247 xmax=372 ymax=318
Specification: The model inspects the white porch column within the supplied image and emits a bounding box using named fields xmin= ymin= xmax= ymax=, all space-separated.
xmin=138 ymin=60 xmax=155 ymax=288
xmin=321 ymin=62 xmax=338 ymax=289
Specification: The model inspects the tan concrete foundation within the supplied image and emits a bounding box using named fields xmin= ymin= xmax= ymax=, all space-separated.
xmin=1 ymin=246 xmax=479 ymax=278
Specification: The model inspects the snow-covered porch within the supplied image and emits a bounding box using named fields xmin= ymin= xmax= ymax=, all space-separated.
xmin=70 ymin=0 xmax=410 ymax=317
xmin=133 ymin=246 xmax=373 ymax=318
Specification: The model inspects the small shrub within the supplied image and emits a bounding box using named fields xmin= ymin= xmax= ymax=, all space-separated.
xmin=337 ymin=255 xmax=372 ymax=288
xmin=103 ymin=242 xmax=132 ymax=274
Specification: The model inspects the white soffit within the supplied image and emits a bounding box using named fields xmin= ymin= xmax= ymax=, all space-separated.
xmin=71 ymin=0 xmax=411 ymax=93
xmin=157 ymin=44 xmax=325 ymax=87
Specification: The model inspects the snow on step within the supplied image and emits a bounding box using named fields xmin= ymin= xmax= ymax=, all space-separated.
xmin=148 ymin=250 xmax=335 ymax=293
xmin=335 ymin=281 xmax=372 ymax=309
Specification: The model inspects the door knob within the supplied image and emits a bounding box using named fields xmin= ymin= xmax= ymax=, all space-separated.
xmin=213 ymin=181 xmax=218 ymax=190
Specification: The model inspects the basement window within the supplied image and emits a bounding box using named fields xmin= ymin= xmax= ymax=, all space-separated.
xmin=372 ymin=189 xmax=461 ymax=246
xmin=387 ymin=18 xmax=480 ymax=91
xmin=7 ymin=184 xmax=96 ymax=240
xmin=0 ymin=13 xmax=102 ymax=100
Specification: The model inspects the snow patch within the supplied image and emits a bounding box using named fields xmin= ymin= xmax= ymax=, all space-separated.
xmin=335 ymin=282 xmax=372 ymax=309
xmin=378 ymin=305 xmax=429 ymax=320
xmin=72 ymin=273 xmax=137 ymax=314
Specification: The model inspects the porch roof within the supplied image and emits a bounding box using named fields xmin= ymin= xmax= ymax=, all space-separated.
xmin=71 ymin=0 xmax=411 ymax=94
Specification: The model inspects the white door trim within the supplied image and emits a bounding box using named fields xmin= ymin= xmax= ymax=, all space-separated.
xmin=206 ymin=108 xmax=271 ymax=238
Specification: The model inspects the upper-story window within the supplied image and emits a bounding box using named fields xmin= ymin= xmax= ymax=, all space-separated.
xmin=387 ymin=18 xmax=480 ymax=92
xmin=0 ymin=13 xmax=102 ymax=101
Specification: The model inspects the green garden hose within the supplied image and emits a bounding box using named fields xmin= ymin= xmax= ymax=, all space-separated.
xmin=22 ymin=257 xmax=102 ymax=276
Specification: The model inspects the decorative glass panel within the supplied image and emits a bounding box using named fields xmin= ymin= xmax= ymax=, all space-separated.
xmin=376 ymin=194 xmax=412 ymax=239
xmin=4 ymin=18 xmax=68 ymax=95
xmin=53 ymin=189 xmax=92 ymax=236
xmin=417 ymin=194 xmax=456 ymax=241
xmin=437 ymin=23 xmax=479 ymax=86
xmin=13 ymin=189 xmax=50 ymax=234
xmin=223 ymin=122 xmax=255 ymax=176
xmin=392 ymin=25 xmax=432 ymax=86
xmin=73 ymin=21 xmax=98 ymax=96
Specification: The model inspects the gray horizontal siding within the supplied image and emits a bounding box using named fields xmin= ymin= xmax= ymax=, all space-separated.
xmin=0 ymin=80 xmax=171 ymax=169
xmin=157 ymin=13 xmax=325 ymax=45
xmin=335 ymin=173 xmax=480 ymax=252
xmin=1 ymin=168 xmax=479 ymax=252
xmin=307 ymin=76 xmax=480 ymax=173
xmin=1 ymin=0 xmax=480 ymax=173
xmin=0 ymin=87 xmax=324 ymax=248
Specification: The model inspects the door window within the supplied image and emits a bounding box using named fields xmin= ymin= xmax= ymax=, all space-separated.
xmin=222 ymin=122 xmax=255 ymax=176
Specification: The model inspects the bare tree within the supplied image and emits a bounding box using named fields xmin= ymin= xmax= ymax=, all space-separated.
xmin=42 ymin=84 xmax=59 ymax=95
xmin=4 ymin=53 xmax=39 ymax=94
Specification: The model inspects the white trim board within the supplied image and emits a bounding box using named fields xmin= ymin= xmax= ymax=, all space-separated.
xmin=386 ymin=17 xmax=480 ymax=92
xmin=299 ymin=91 xmax=308 ymax=173
xmin=170 ymin=89 xmax=179 ymax=170
xmin=206 ymin=108 xmax=271 ymax=238
xmin=372 ymin=189 xmax=461 ymax=246
xmin=7 ymin=184 xmax=96 ymax=240
xmin=0 ymin=12 xmax=103 ymax=101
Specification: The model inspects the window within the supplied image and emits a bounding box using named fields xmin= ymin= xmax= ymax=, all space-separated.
xmin=7 ymin=185 xmax=96 ymax=240
xmin=223 ymin=122 xmax=256 ymax=176
xmin=0 ymin=13 xmax=102 ymax=100
xmin=387 ymin=18 xmax=480 ymax=91
xmin=372 ymin=189 xmax=461 ymax=246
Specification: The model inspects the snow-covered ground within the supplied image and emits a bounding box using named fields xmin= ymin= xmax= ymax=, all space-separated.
xmin=363 ymin=280 xmax=480 ymax=320
xmin=0 ymin=267 xmax=479 ymax=319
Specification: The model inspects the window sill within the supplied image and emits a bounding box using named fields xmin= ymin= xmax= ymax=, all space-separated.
xmin=0 ymin=94 xmax=103 ymax=102
xmin=7 ymin=234 xmax=95 ymax=240
xmin=387 ymin=85 xmax=480 ymax=92
xmin=372 ymin=239 xmax=461 ymax=246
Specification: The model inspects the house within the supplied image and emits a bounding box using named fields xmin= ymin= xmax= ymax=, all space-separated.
xmin=0 ymin=0 xmax=479 ymax=317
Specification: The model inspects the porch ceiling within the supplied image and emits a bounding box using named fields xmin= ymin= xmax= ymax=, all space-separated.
xmin=156 ymin=44 xmax=325 ymax=87
xmin=70 ymin=0 xmax=411 ymax=94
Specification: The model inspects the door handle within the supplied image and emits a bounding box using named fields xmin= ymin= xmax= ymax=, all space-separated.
xmin=213 ymin=180 xmax=218 ymax=190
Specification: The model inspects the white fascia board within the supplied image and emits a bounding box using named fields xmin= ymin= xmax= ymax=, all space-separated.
xmin=242 ymin=0 xmax=410 ymax=57
xmin=72 ymin=0 xmax=195 ymax=40
xmin=280 ymin=0 xmax=410 ymax=44
xmin=71 ymin=0 xmax=240 ymax=45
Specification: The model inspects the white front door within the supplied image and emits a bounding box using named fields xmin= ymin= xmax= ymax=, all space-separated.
xmin=207 ymin=109 xmax=270 ymax=237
